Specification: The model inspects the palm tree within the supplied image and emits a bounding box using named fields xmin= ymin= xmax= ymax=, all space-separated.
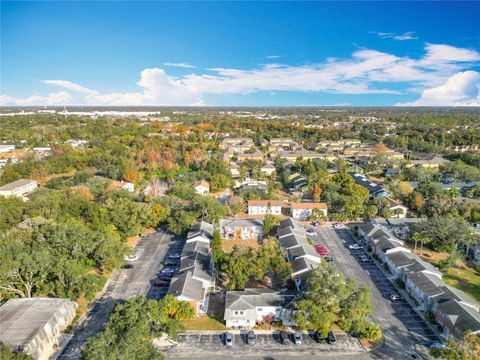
xmin=412 ymin=232 xmax=430 ymax=255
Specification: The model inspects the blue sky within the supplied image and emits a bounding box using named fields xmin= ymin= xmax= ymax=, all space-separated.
xmin=1 ymin=1 xmax=479 ymax=106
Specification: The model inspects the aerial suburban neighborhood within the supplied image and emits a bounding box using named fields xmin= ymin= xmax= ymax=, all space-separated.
xmin=1 ymin=1 xmax=480 ymax=360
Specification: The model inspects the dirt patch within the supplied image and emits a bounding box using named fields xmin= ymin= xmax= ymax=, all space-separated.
xmin=222 ymin=238 xmax=261 ymax=252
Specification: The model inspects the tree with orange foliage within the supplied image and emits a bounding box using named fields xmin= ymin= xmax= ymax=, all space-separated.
xmin=123 ymin=167 xmax=139 ymax=184
xmin=312 ymin=184 xmax=323 ymax=201
xmin=372 ymin=143 xmax=389 ymax=153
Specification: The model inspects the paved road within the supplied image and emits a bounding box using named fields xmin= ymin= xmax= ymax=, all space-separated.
xmin=57 ymin=230 xmax=175 ymax=360
xmin=312 ymin=225 xmax=435 ymax=360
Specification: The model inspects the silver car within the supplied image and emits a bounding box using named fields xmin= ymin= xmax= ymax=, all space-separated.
xmin=225 ymin=333 xmax=233 ymax=347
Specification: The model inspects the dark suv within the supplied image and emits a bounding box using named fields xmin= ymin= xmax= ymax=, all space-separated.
xmin=279 ymin=331 xmax=290 ymax=345
xmin=247 ymin=330 xmax=255 ymax=345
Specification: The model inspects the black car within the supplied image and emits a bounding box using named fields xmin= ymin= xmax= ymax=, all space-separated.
xmin=324 ymin=256 xmax=333 ymax=262
xmin=122 ymin=263 xmax=134 ymax=269
xmin=158 ymin=275 xmax=172 ymax=281
xmin=279 ymin=331 xmax=290 ymax=345
xmin=247 ymin=330 xmax=256 ymax=345
xmin=327 ymin=331 xmax=336 ymax=344
xmin=164 ymin=260 xmax=178 ymax=266
xmin=313 ymin=331 xmax=325 ymax=343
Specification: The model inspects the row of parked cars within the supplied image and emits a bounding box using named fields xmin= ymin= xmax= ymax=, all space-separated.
xmin=224 ymin=330 xmax=336 ymax=347
xmin=152 ymin=253 xmax=181 ymax=287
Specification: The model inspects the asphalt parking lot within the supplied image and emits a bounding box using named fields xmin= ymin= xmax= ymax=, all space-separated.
xmin=166 ymin=331 xmax=364 ymax=358
xmin=311 ymin=225 xmax=437 ymax=359
xmin=58 ymin=230 xmax=176 ymax=360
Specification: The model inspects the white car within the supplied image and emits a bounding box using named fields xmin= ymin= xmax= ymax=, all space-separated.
xmin=225 ymin=333 xmax=233 ymax=347
xmin=124 ymin=255 xmax=139 ymax=262
xmin=161 ymin=268 xmax=175 ymax=274
xmin=306 ymin=229 xmax=316 ymax=236
xmin=169 ymin=254 xmax=181 ymax=259
xmin=348 ymin=243 xmax=361 ymax=250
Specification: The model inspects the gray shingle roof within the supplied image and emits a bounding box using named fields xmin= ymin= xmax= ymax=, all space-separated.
xmin=225 ymin=288 xmax=295 ymax=311
xmin=279 ymin=217 xmax=302 ymax=230
xmin=0 ymin=179 xmax=36 ymax=192
xmin=220 ymin=218 xmax=264 ymax=228
xmin=405 ymin=271 xmax=444 ymax=297
xmin=168 ymin=271 xmax=205 ymax=302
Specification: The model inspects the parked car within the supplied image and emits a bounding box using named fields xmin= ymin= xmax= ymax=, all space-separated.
xmin=122 ymin=263 xmax=134 ymax=269
xmin=426 ymin=341 xmax=446 ymax=349
xmin=313 ymin=331 xmax=325 ymax=343
xmin=327 ymin=331 xmax=336 ymax=344
xmin=293 ymin=332 xmax=303 ymax=345
xmin=161 ymin=268 xmax=175 ymax=274
xmin=279 ymin=331 xmax=290 ymax=345
xmin=312 ymin=222 xmax=320 ymax=227
xmin=158 ymin=274 xmax=173 ymax=281
xmin=324 ymin=256 xmax=333 ymax=262
xmin=152 ymin=279 xmax=169 ymax=287
xmin=318 ymin=251 xmax=329 ymax=257
xmin=124 ymin=255 xmax=139 ymax=262
xmin=169 ymin=254 xmax=181 ymax=259
xmin=164 ymin=260 xmax=178 ymax=266
xmin=314 ymin=244 xmax=326 ymax=250
xmin=359 ymin=256 xmax=371 ymax=262
xmin=348 ymin=243 xmax=361 ymax=250
xmin=389 ymin=294 xmax=402 ymax=301
xmin=333 ymin=223 xmax=344 ymax=229
xmin=225 ymin=333 xmax=233 ymax=347
xmin=247 ymin=330 xmax=256 ymax=345
xmin=306 ymin=228 xmax=316 ymax=236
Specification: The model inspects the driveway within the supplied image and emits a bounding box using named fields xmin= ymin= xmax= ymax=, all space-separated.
xmin=311 ymin=225 xmax=436 ymax=359
xmin=57 ymin=230 xmax=176 ymax=360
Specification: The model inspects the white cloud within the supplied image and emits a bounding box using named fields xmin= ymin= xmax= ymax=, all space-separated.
xmin=0 ymin=92 xmax=72 ymax=106
xmin=265 ymin=55 xmax=283 ymax=59
xmin=373 ymin=31 xmax=418 ymax=41
xmin=1 ymin=43 xmax=479 ymax=106
xmin=43 ymin=80 xmax=98 ymax=94
xmin=163 ymin=62 xmax=196 ymax=68
xmin=397 ymin=71 xmax=480 ymax=106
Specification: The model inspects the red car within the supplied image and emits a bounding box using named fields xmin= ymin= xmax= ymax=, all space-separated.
xmin=318 ymin=251 xmax=329 ymax=257
xmin=314 ymin=245 xmax=326 ymax=250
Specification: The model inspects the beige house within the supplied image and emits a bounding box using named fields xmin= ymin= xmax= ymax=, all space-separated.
xmin=0 ymin=179 xmax=37 ymax=198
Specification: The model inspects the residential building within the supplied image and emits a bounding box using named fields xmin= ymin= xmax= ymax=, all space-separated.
xmin=220 ymin=138 xmax=254 ymax=150
xmin=229 ymin=162 xmax=241 ymax=178
xmin=236 ymin=150 xmax=265 ymax=162
xmin=371 ymin=235 xmax=410 ymax=263
xmin=194 ymin=180 xmax=210 ymax=195
xmin=260 ymin=163 xmax=276 ymax=176
xmin=168 ymin=222 xmax=214 ymax=315
xmin=277 ymin=217 xmax=321 ymax=289
xmin=290 ymin=202 xmax=328 ymax=220
xmin=406 ymin=155 xmax=450 ymax=169
xmin=384 ymin=197 xmax=408 ymax=218
xmin=0 ymin=144 xmax=15 ymax=153
xmin=109 ymin=180 xmax=135 ymax=192
xmin=220 ymin=218 xmax=263 ymax=240
xmin=247 ymin=200 xmax=284 ymax=215
xmin=287 ymin=172 xmax=308 ymax=192
xmin=0 ymin=298 xmax=77 ymax=360
xmin=0 ymin=179 xmax=37 ymax=198
xmin=224 ymin=288 xmax=295 ymax=328
xmin=349 ymin=172 xmax=388 ymax=197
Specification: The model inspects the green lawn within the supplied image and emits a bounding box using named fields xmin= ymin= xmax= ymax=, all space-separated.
xmin=180 ymin=316 xmax=226 ymax=331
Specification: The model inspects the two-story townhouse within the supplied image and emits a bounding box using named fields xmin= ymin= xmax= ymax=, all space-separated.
xmin=247 ymin=200 xmax=285 ymax=216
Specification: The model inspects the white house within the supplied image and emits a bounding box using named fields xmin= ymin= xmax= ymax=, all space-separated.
xmin=0 ymin=144 xmax=15 ymax=153
xmin=110 ymin=180 xmax=135 ymax=193
xmin=0 ymin=179 xmax=37 ymax=198
xmin=247 ymin=200 xmax=284 ymax=215
xmin=290 ymin=202 xmax=328 ymax=220
xmin=385 ymin=197 xmax=408 ymax=218
xmin=260 ymin=163 xmax=276 ymax=176
xmin=224 ymin=289 xmax=295 ymax=328
xmin=194 ymin=180 xmax=210 ymax=196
